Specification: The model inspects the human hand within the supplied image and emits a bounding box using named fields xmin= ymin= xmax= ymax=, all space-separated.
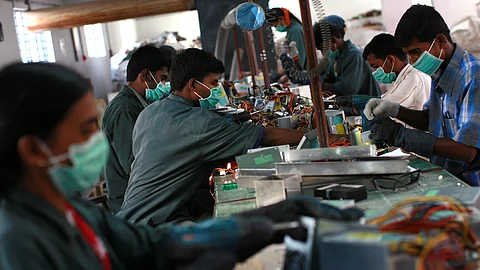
xmin=289 ymin=41 xmax=299 ymax=59
xmin=166 ymin=217 xmax=275 ymax=265
xmin=370 ymin=117 xmax=436 ymax=157
xmin=236 ymin=197 xmax=364 ymax=243
xmin=364 ymin=98 xmax=400 ymax=120
xmin=369 ymin=116 xmax=404 ymax=146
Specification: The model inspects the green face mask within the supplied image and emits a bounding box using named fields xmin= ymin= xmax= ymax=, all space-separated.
xmin=329 ymin=43 xmax=339 ymax=59
xmin=194 ymin=80 xmax=223 ymax=109
xmin=372 ymin=58 xmax=397 ymax=84
xmin=411 ymin=37 xmax=444 ymax=76
xmin=145 ymin=71 xmax=170 ymax=103
xmin=146 ymin=82 xmax=171 ymax=103
xmin=276 ymin=25 xmax=287 ymax=32
xmin=37 ymin=131 xmax=110 ymax=194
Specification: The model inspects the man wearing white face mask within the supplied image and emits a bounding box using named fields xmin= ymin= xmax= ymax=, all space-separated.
xmin=118 ymin=49 xmax=343 ymax=226
xmin=364 ymin=5 xmax=480 ymax=186
xmin=363 ymin=34 xmax=431 ymax=113
xmin=102 ymin=46 xmax=172 ymax=213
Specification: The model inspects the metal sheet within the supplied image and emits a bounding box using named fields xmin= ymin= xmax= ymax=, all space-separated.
xmin=237 ymin=168 xmax=277 ymax=177
xmin=286 ymin=145 xmax=377 ymax=162
xmin=237 ymin=174 xmax=303 ymax=198
xmin=255 ymin=180 xmax=286 ymax=207
xmin=275 ymin=160 xmax=409 ymax=176
xmin=248 ymin=145 xmax=290 ymax=154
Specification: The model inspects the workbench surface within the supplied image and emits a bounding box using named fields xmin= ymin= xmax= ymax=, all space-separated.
xmin=214 ymin=157 xmax=468 ymax=270
xmin=215 ymin=157 xmax=467 ymax=217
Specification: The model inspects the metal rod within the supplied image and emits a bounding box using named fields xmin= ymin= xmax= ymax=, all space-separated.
xmin=232 ymin=26 xmax=243 ymax=79
xmin=243 ymin=31 xmax=257 ymax=87
xmin=256 ymin=27 xmax=270 ymax=88
xmin=298 ymin=0 xmax=329 ymax=148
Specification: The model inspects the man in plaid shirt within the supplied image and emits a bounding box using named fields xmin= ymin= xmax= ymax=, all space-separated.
xmin=364 ymin=5 xmax=480 ymax=185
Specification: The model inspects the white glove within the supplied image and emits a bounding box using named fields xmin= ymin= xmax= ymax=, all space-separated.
xmin=364 ymin=98 xmax=400 ymax=120
xmin=289 ymin=41 xmax=299 ymax=59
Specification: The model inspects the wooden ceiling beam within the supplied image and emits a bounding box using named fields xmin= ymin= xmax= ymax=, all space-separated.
xmin=25 ymin=0 xmax=195 ymax=31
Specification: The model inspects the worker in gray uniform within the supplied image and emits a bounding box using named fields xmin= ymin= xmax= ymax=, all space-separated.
xmin=102 ymin=46 xmax=171 ymax=213
xmin=118 ymin=48 xmax=341 ymax=226
xmin=317 ymin=15 xmax=381 ymax=96
xmin=0 ymin=62 xmax=364 ymax=270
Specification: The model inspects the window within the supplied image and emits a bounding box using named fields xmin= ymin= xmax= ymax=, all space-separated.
xmin=84 ymin=23 xmax=107 ymax=58
xmin=13 ymin=11 xmax=55 ymax=63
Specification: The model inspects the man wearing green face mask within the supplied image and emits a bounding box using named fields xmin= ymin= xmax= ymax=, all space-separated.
xmin=268 ymin=8 xmax=307 ymax=71
xmin=365 ymin=5 xmax=480 ymax=186
xmin=363 ymin=33 xmax=431 ymax=112
xmin=314 ymin=15 xmax=381 ymax=97
xmin=102 ymin=46 xmax=172 ymax=213
xmin=118 ymin=48 xmax=334 ymax=226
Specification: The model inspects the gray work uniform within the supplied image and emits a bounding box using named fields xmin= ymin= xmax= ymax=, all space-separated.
xmin=324 ymin=40 xmax=381 ymax=96
xmin=286 ymin=20 xmax=307 ymax=71
xmin=117 ymin=94 xmax=264 ymax=225
xmin=0 ymin=188 xmax=171 ymax=270
xmin=102 ymin=85 xmax=148 ymax=213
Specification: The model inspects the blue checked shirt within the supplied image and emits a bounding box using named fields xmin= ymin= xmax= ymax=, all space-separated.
xmin=424 ymin=45 xmax=480 ymax=185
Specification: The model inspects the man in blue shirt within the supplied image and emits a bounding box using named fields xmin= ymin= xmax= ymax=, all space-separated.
xmin=364 ymin=5 xmax=480 ymax=185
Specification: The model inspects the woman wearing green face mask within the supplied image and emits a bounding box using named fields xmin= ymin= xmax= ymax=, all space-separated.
xmin=267 ymin=8 xmax=307 ymax=71
xmin=0 ymin=62 xmax=345 ymax=270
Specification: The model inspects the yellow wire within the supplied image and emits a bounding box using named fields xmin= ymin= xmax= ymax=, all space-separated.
xmin=416 ymin=233 xmax=449 ymax=270
xmin=368 ymin=196 xmax=467 ymax=225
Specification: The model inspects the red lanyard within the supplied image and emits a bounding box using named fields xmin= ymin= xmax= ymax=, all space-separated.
xmin=65 ymin=203 xmax=111 ymax=270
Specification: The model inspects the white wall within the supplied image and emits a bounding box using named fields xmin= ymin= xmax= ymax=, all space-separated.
xmin=382 ymin=0 xmax=415 ymax=34
xmin=433 ymin=0 xmax=477 ymax=27
xmin=106 ymin=11 xmax=201 ymax=56
xmin=135 ymin=11 xmax=200 ymax=42
xmin=106 ymin=19 xmax=137 ymax=55
xmin=0 ymin=1 xmax=22 ymax=69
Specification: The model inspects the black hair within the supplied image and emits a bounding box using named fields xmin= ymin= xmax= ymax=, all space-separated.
xmin=159 ymin=45 xmax=176 ymax=62
xmin=170 ymin=48 xmax=225 ymax=91
xmin=268 ymin=8 xmax=302 ymax=25
xmin=395 ymin=4 xmax=452 ymax=48
xmin=126 ymin=45 xmax=172 ymax=82
xmin=363 ymin=34 xmax=407 ymax=62
xmin=313 ymin=21 xmax=345 ymax=49
xmin=0 ymin=63 xmax=89 ymax=191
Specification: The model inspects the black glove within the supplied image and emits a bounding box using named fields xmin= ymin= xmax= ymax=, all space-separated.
xmin=235 ymin=196 xmax=364 ymax=243
xmin=165 ymin=216 xmax=275 ymax=266
xmin=177 ymin=250 xmax=236 ymax=270
xmin=370 ymin=117 xmax=437 ymax=157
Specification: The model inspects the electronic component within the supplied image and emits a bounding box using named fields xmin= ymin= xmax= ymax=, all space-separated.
xmin=296 ymin=128 xmax=319 ymax=149
xmin=313 ymin=229 xmax=417 ymax=270
xmin=248 ymin=145 xmax=290 ymax=154
xmin=325 ymin=110 xmax=346 ymax=134
xmin=314 ymin=184 xmax=367 ymax=202
xmin=334 ymin=95 xmax=379 ymax=131
xmin=236 ymin=147 xmax=283 ymax=169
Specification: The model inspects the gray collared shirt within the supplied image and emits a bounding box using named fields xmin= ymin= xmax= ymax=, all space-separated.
xmin=118 ymin=94 xmax=264 ymax=225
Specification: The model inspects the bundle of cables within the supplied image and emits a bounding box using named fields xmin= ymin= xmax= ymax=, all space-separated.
xmin=291 ymin=105 xmax=314 ymax=132
xmin=368 ymin=196 xmax=480 ymax=270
